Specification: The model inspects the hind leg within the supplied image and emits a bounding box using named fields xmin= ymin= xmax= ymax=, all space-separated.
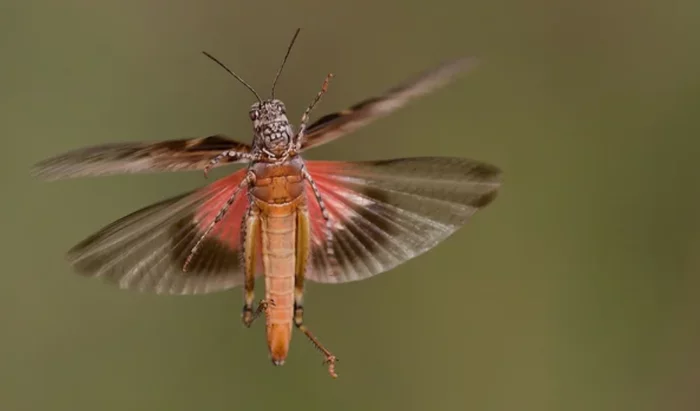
xmin=294 ymin=204 xmax=338 ymax=378
xmin=241 ymin=204 xmax=267 ymax=327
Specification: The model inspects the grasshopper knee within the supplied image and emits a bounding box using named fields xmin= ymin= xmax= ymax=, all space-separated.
xmin=293 ymin=303 xmax=304 ymax=327
xmin=241 ymin=303 xmax=254 ymax=327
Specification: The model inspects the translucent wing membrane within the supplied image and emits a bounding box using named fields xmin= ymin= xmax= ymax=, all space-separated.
xmin=68 ymin=169 xmax=254 ymax=294
xmin=301 ymin=58 xmax=478 ymax=151
xmin=304 ymin=157 xmax=501 ymax=284
xmin=32 ymin=135 xmax=251 ymax=180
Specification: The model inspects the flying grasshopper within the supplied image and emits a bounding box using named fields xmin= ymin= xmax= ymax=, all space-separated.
xmin=32 ymin=29 xmax=502 ymax=378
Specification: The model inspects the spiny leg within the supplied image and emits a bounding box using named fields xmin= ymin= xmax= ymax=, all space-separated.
xmin=301 ymin=166 xmax=339 ymax=275
xmin=244 ymin=298 xmax=276 ymax=327
xmin=294 ymin=308 xmax=338 ymax=379
xmin=294 ymin=73 xmax=334 ymax=149
xmin=295 ymin=204 xmax=338 ymax=378
xmin=182 ymin=171 xmax=255 ymax=272
xmin=204 ymin=150 xmax=258 ymax=178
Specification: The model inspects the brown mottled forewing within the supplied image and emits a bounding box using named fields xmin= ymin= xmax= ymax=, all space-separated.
xmin=300 ymin=58 xmax=478 ymax=151
xmin=67 ymin=169 xmax=253 ymax=295
xmin=304 ymin=157 xmax=501 ymax=284
xmin=32 ymin=135 xmax=251 ymax=180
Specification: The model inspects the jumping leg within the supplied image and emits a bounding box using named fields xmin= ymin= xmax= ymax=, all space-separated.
xmin=241 ymin=204 xmax=273 ymax=327
xmin=295 ymin=204 xmax=338 ymax=378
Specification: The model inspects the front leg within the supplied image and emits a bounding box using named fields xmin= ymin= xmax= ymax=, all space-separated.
xmin=293 ymin=73 xmax=333 ymax=149
xmin=204 ymin=150 xmax=259 ymax=178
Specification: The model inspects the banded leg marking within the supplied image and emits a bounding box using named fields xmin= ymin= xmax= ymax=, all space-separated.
xmin=204 ymin=151 xmax=259 ymax=178
xmin=301 ymin=166 xmax=338 ymax=274
xmin=294 ymin=73 xmax=334 ymax=149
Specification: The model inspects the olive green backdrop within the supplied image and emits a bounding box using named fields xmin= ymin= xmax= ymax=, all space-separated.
xmin=2 ymin=1 xmax=700 ymax=410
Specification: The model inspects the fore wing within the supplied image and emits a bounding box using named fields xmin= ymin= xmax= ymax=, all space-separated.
xmin=300 ymin=58 xmax=478 ymax=151
xmin=32 ymin=135 xmax=251 ymax=181
xmin=303 ymin=157 xmax=500 ymax=284
xmin=68 ymin=169 xmax=256 ymax=294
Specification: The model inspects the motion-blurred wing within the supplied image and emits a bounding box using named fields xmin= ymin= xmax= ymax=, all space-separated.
xmin=32 ymin=135 xmax=251 ymax=180
xmin=300 ymin=58 xmax=478 ymax=151
xmin=303 ymin=157 xmax=501 ymax=284
xmin=68 ymin=169 xmax=256 ymax=294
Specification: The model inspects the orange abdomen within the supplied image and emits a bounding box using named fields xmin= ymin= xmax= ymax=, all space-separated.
xmin=261 ymin=207 xmax=296 ymax=365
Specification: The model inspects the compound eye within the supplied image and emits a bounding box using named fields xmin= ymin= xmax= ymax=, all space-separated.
xmin=249 ymin=111 xmax=259 ymax=121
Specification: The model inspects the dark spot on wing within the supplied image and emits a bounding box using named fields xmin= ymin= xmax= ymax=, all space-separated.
xmin=306 ymin=112 xmax=343 ymax=133
xmin=155 ymin=135 xmax=249 ymax=153
xmin=350 ymin=96 xmax=381 ymax=111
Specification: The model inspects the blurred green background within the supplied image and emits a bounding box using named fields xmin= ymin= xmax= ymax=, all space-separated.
xmin=2 ymin=0 xmax=700 ymax=410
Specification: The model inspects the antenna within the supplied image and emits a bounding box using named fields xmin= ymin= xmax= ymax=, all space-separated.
xmin=270 ymin=28 xmax=301 ymax=99
xmin=202 ymin=51 xmax=262 ymax=103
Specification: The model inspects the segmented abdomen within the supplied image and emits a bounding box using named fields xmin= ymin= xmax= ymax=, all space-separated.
xmin=261 ymin=207 xmax=296 ymax=364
